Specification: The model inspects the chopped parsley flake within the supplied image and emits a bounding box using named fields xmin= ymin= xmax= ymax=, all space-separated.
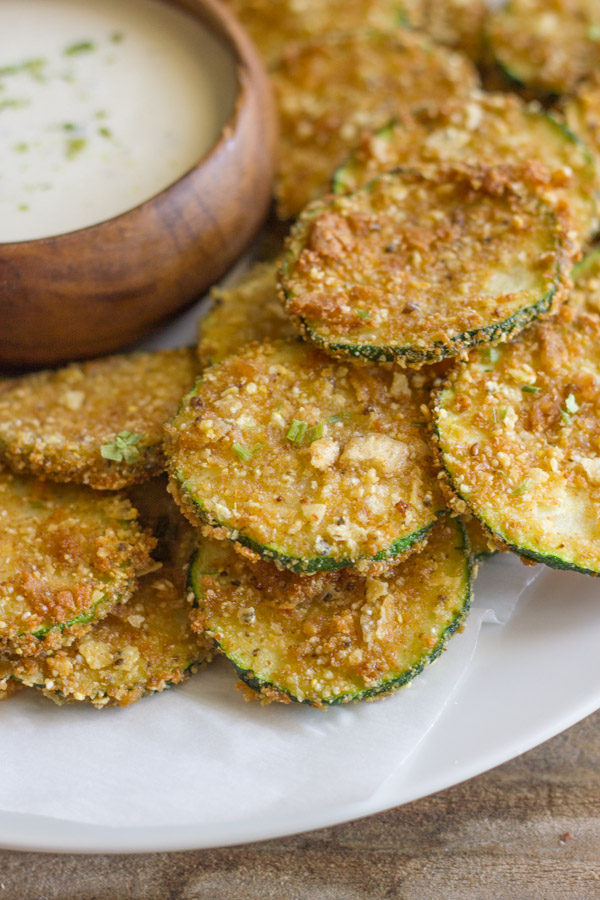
xmin=306 ymin=422 xmax=324 ymax=443
xmin=511 ymin=478 xmax=534 ymax=497
xmin=65 ymin=137 xmax=87 ymax=160
xmin=98 ymin=126 xmax=112 ymax=139
xmin=521 ymin=385 xmax=540 ymax=394
xmin=0 ymin=58 xmax=46 ymax=80
xmin=110 ymin=32 xmax=125 ymax=43
xmin=482 ymin=347 xmax=500 ymax=369
xmin=100 ymin=431 xmax=142 ymax=463
xmin=565 ymin=393 xmax=579 ymax=414
xmin=356 ymin=309 xmax=371 ymax=320
xmin=328 ymin=412 xmax=351 ymax=424
xmin=64 ymin=41 xmax=96 ymax=56
xmin=492 ymin=406 xmax=507 ymax=424
xmin=0 ymin=98 xmax=30 ymax=112
xmin=286 ymin=419 xmax=307 ymax=443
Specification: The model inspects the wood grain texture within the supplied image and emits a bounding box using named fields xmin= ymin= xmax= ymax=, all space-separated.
xmin=0 ymin=0 xmax=277 ymax=368
xmin=1 ymin=711 xmax=600 ymax=899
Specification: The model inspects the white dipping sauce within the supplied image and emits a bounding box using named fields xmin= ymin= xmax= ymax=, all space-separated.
xmin=0 ymin=0 xmax=237 ymax=242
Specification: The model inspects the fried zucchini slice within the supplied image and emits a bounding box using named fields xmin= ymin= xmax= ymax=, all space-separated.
xmin=0 ymin=472 xmax=154 ymax=656
xmin=272 ymin=30 xmax=479 ymax=219
xmin=334 ymin=92 xmax=598 ymax=242
xmin=563 ymin=72 xmax=600 ymax=175
xmin=401 ymin=0 xmax=487 ymax=60
xmin=281 ymin=166 xmax=573 ymax=366
xmin=434 ymin=304 xmax=600 ymax=574
xmin=198 ymin=264 xmax=298 ymax=367
xmin=13 ymin=562 xmax=208 ymax=708
xmin=165 ymin=339 xmax=445 ymax=573
xmin=487 ymin=0 xmax=600 ymax=97
xmin=13 ymin=482 xmax=210 ymax=707
xmin=223 ymin=0 xmax=405 ymax=67
xmin=0 ymin=349 xmax=198 ymax=490
xmin=189 ymin=517 xmax=471 ymax=707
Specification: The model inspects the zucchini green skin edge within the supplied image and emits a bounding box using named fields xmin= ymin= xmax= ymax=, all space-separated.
xmin=188 ymin=522 xmax=474 ymax=706
xmin=280 ymin=175 xmax=566 ymax=366
xmin=173 ymin=474 xmax=442 ymax=573
xmin=433 ymin=393 xmax=600 ymax=576
xmin=28 ymin=588 xmax=128 ymax=640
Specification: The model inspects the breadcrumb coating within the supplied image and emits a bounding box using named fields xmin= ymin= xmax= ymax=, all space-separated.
xmin=0 ymin=471 xmax=155 ymax=656
xmin=0 ymin=349 xmax=198 ymax=490
xmin=281 ymin=165 xmax=574 ymax=366
xmin=434 ymin=304 xmax=600 ymax=574
xmin=222 ymin=0 xmax=403 ymax=66
xmin=487 ymin=0 xmax=600 ymax=97
xmin=272 ymin=29 xmax=479 ymax=218
xmin=402 ymin=0 xmax=488 ymax=61
xmin=166 ymin=339 xmax=445 ymax=573
xmin=198 ymin=264 xmax=298 ymax=366
xmin=335 ymin=92 xmax=598 ymax=242
xmin=189 ymin=517 xmax=471 ymax=706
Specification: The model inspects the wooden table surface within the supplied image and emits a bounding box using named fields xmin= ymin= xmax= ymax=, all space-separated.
xmin=1 ymin=710 xmax=599 ymax=900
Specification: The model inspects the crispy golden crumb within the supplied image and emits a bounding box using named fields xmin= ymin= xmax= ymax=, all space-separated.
xmin=0 ymin=471 xmax=155 ymax=657
xmin=0 ymin=659 xmax=20 ymax=700
xmin=563 ymin=71 xmax=600 ymax=176
xmin=487 ymin=0 xmax=600 ymax=96
xmin=0 ymin=349 xmax=198 ymax=490
xmin=272 ymin=29 xmax=479 ymax=218
xmin=335 ymin=91 xmax=598 ymax=242
xmin=281 ymin=165 xmax=575 ymax=366
xmin=165 ymin=339 xmax=445 ymax=573
xmin=223 ymin=0 xmax=403 ymax=66
xmin=198 ymin=263 xmax=298 ymax=366
xmin=462 ymin=515 xmax=499 ymax=560
xmin=14 ymin=483 xmax=210 ymax=707
xmin=571 ymin=248 xmax=600 ymax=315
xmin=434 ymin=304 xmax=600 ymax=573
xmin=402 ymin=0 xmax=488 ymax=60
xmin=189 ymin=517 xmax=471 ymax=706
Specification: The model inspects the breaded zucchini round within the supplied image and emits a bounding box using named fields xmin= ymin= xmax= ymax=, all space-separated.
xmin=563 ymin=73 xmax=600 ymax=174
xmin=434 ymin=304 xmax=600 ymax=574
xmin=334 ymin=92 xmax=598 ymax=242
xmin=13 ymin=562 xmax=209 ymax=708
xmin=198 ymin=264 xmax=298 ymax=367
xmin=272 ymin=30 xmax=479 ymax=219
xmin=0 ymin=349 xmax=198 ymax=490
xmin=13 ymin=480 xmax=210 ymax=707
xmin=165 ymin=339 xmax=445 ymax=573
xmin=0 ymin=472 xmax=154 ymax=656
xmin=189 ymin=517 xmax=472 ymax=707
xmin=401 ymin=0 xmax=487 ymax=61
xmin=487 ymin=0 xmax=600 ymax=97
xmin=223 ymin=0 xmax=404 ymax=67
xmin=281 ymin=166 xmax=573 ymax=366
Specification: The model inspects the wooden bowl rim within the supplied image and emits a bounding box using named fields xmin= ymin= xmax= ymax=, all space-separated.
xmin=0 ymin=0 xmax=258 ymax=250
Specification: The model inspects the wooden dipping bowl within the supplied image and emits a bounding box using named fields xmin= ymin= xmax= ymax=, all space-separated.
xmin=0 ymin=0 xmax=277 ymax=369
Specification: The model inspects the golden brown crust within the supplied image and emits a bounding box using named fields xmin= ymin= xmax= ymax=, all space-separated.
xmin=0 ymin=472 xmax=155 ymax=656
xmin=190 ymin=517 xmax=470 ymax=706
xmin=0 ymin=349 xmax=198 ymax=490
xmin=223 ymin=0 xmax=404 ymax=67
xmin=487 ymin=0 xmax=600 ymax=96
xmin=13 ymin=483 xmax=210 ymax=707
xmin=402 ymin=0 xmax=488 ymax=61
xmin=336 ymin=92 xmax=598 ymax=242
xmin=433 ymin=303 xmax=600 ymax=573
xmin=198 ymin=263 xmax=298 ymax=366
xmin=272 ymin=30 xmax=479 ymax=218
xmin=166 ymin=339 xmax=445 ymax=572
xmin=281 ymin=165 xmax=575 ymax=365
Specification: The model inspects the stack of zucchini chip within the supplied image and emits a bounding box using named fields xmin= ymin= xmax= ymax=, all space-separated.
xmin=6 ymin=1 xmax=600 ymax=715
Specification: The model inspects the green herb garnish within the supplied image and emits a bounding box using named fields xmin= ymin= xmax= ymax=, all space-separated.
xmin=328 ymin=412 xmax=351 ymax=424
xmin=0 ymin=98 xmax=29 ymax=112
xmin=511 ymin=478 xmax=534 ymax=497
xmin=492 ymin=407 xmax=508 ymax=424
xmin=100 ymin=431 xmax=142 ymax=463
xmin=286 ymin=420 xmax=307 ymax=443
xmin=65 ymin=137 xmax=87 ymax=160
xmin=588 ymin=24 xmax=600 ymax=40
xmin=565 ymin=393 xmax=579 ymax=414
xmin=65 ymin=41 xmax=96 ymax=56
xmin=521 ymin=385 xmax=540 ymax=394
xmin=232 ymin=442 xmax=262 ymax=462
xmin=356 ymin=309 xmax=371 ymax=320
xmin=110 ymin=32 xmax=124 ymax=43
xmin=98 ymin=126 xmax=112 ymax=139
xmin=482 ymin=347 xmax=500 ymax=370
xmin=0 ymin=58 xmax=46 ymax=80
xmin=306 ymin=422 xmax=324 ymax=443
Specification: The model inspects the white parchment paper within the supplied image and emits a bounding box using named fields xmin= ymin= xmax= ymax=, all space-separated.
xmin=0 ymin=554 xmax=539 ymax=829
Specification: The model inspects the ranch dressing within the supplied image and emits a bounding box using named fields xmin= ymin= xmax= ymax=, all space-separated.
xmin=0 ymin=0 xmax=237 ymax=243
